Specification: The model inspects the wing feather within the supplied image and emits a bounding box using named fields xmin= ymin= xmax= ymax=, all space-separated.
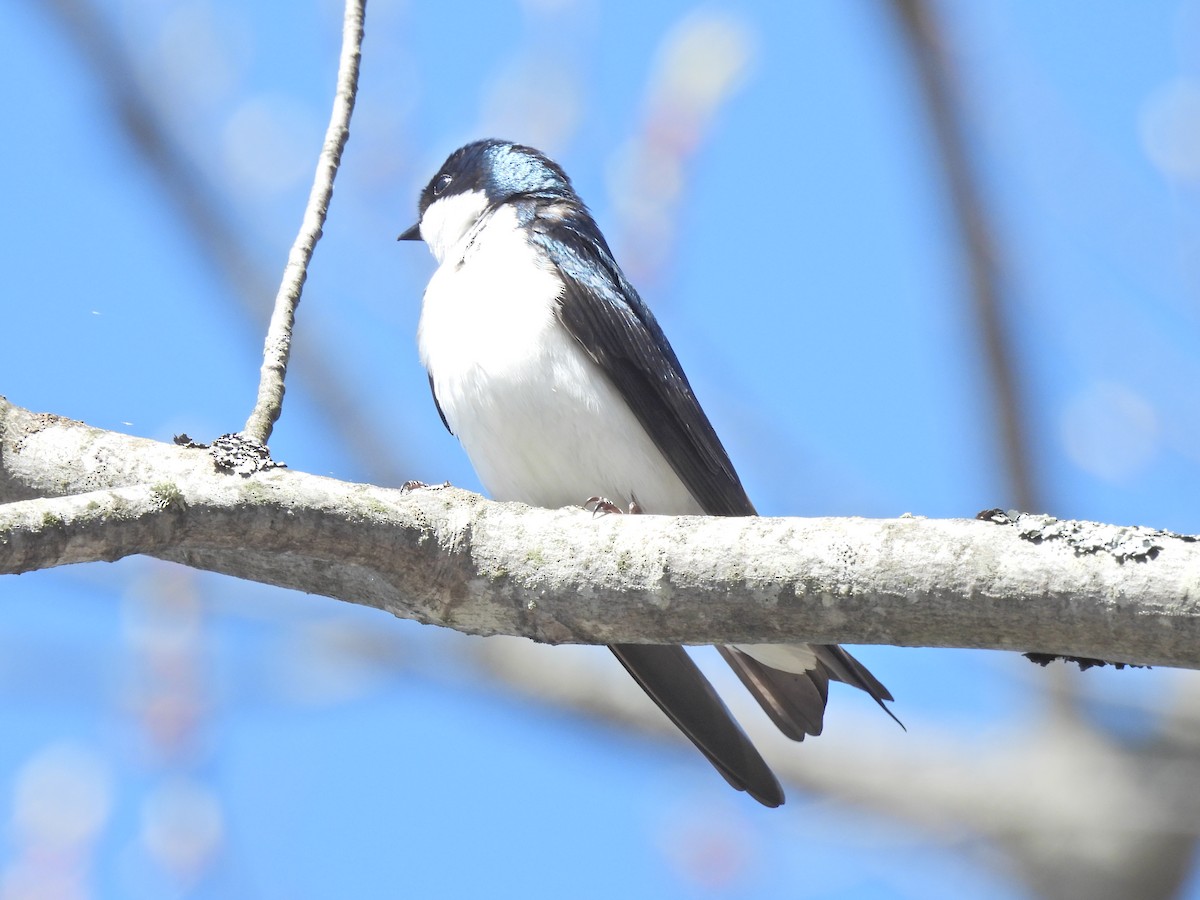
xmin=611 ymin=644 xmax=783 ymax=807
xmin=527 ymin=211 xmax=755 ymax=517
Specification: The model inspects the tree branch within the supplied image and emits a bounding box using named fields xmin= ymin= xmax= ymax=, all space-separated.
xmin=241 ymin=0 xmax=367 ymax=444
xmin=3 ymin=397 xmax=1197 ymax=667
xmin=34 ymin=0 xmax=411 ymax=485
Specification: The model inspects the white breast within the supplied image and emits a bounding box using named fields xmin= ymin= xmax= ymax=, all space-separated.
xmin=417 ymin=204 xmax=703 ymax=515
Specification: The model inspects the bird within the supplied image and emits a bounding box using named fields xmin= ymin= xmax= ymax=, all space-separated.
xmin=399 ymin=139 xmax=899 ymax=807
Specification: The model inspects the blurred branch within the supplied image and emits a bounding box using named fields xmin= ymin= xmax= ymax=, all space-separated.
xmin=886 ymin=12 xmax=1199 ymax=898
xmin=242 ymin=0 xmax=365 ymax=445
xmin=3 ymin=398 xmax=1199 ymax=667
xmin=475 ymin=636 xmax=1200 ymax=900
xmin=36 ymin=0 xmax=407 ymax=484
xmin=888 ymin=0 xmax=1089 ymax=756
xmin=888 ymin=0 xmax=1039 ymax=513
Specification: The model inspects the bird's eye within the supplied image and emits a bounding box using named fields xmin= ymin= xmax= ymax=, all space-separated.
xmin=432 ymin=173 xmax=452 ymax=196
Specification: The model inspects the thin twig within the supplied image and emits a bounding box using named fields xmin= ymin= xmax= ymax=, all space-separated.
xmin=36 ymin=0 xmax=408 ymax=483
xmin=242 ymin=0 xmax=367 ymax=444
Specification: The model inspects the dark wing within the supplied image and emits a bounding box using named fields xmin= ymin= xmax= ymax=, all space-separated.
xmin=610 ymin=644 xmax=783 ymax=807
xmin=527 ymin=210 xmax=755 ymax=517
xmin=523 ymin=202 xmax=900 ymax=798
xmin=529 ymin=211 xmax=786 ymax=803
xmin=428 ymin=373 xmax=452 ymax=434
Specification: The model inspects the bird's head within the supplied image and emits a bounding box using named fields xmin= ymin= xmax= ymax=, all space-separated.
xmin=399 ymin=140 xmax=574 ymax=263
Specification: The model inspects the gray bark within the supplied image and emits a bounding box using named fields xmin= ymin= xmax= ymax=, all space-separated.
xmin=3 ymin=397 xmax=1198 ymax=667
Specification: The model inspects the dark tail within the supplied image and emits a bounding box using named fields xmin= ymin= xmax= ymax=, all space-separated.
xmin=719 ymin=644 xmax=904 ymax=741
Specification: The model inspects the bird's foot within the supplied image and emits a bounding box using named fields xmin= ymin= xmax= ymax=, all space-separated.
xmin=584 ymin=493 xmax=642 ymax=516
xmin=401 ymin=480 xmax=451 ymax=493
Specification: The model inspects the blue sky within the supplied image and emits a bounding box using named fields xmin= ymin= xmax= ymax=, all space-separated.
xmin=3 ymin=1 xmax=1199 ymax=897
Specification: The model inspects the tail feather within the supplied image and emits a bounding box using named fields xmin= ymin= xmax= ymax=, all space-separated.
xmin=811 ymin=644 xmax=905 ymax=730
xmin=726 ymin=644 xmax=904 ymax=739
xmin=716 ymin=646 xmax=828 ymax=741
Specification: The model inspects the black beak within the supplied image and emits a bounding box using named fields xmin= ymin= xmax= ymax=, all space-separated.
xmin=398 ymin=223 xmax=422 ymax=241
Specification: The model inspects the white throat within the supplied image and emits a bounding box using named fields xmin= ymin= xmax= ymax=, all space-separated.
xmin=416 ymin=201 xmax=704 ymax=516
xmin=419 ymin=189 xmax=490 ymax=264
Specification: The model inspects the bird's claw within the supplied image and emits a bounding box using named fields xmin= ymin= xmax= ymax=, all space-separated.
xmin=584 ymin=494 xmax=642 ymax=516
xmin=585 ymin=496 xmax=622 ymax=516
xmin=401 ymin=479 xmax=451 ymax=493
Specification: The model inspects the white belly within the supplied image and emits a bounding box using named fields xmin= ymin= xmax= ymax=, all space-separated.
xmin=417 ymin=207 xmax=702 ymax=515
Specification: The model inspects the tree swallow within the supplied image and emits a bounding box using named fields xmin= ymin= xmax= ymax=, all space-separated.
xmin=400 ymin=139 xmax=898 ymax=807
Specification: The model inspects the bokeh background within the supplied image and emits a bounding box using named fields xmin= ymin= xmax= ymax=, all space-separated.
xmin=4 ymin=0 xmax=1200 ymax=897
